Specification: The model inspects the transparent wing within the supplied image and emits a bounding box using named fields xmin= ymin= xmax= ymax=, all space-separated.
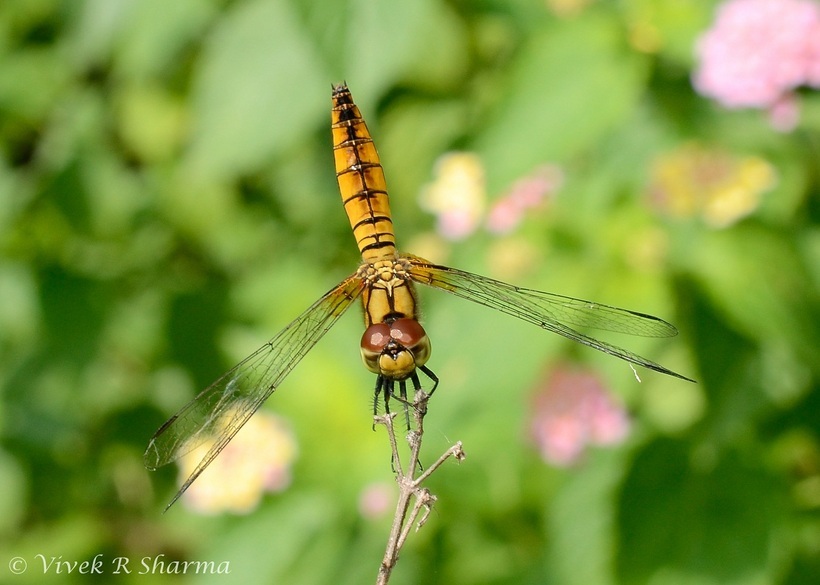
xmin=405 ymin=256 xmax=693 ymax=382
xmin=144 ymin=273 xmax=365 ymax=509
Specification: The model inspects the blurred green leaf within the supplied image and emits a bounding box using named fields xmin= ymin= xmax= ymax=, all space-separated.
xmin=112 ymin=0 xmax=216 ymax=80
xmin=115 ymin=83 xmax=188 ymax=164
xmin=475 ymin=13 xmax=647 ymax=193
xmin=194 ymin=493 xmax=338 ymax=585
xmin=0 ymin=449 xmax=26 ymax=536
xmin=548 ymin=452 xmax=627 ymax=585
xmin=679 ymin=280 xmax=771 ymax=446
xmin=0 ymin=47 xmax=70 ymax=122
xmin=167 ymin=282 xmax=230 ymax=389
xmin=294 ymin=0 xmax=450 ymax=98
xmin=184 ymin=0 xmax=328 ymax=179
xmin=683 ymin=225 xmax=820 ymax=375
xmin=624 ymin=0 xmax=716 ymax=65
xmin=39 ymin=265 xmax=108 ymax=362
xmin=617 ymin=438 xmax=789 ymax=585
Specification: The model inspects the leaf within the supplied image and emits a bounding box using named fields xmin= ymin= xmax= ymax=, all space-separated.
xmin=682 ymin=225 xmax=820 ymax=371
xmin=617 ymin=439 xmax=788 ymax=585
xmin=195 ymin=494 xmax=337 ymax=585
xmin=474 ymin=14 xmax=648 ymax=193
xmin=337 ymin=0 xmax=436 ymax=95
xmin=295 ymin=0 xmax=448 ymax=99
xmin=548 ymin=452 xmax=627 ymax=585
xmin=184 ymin=0 xmax=329 ymax=179
xmin=113 ymin=0 xmax=216 ymax=79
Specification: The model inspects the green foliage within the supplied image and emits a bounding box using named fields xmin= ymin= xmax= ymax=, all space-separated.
xmin=1 ymin=0 xmax=818 ymax=584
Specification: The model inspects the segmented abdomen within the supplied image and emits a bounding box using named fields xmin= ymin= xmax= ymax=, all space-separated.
xmin=331 ymin=83 xmax=396 ymax=261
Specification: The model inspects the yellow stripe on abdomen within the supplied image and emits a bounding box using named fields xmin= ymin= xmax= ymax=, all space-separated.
xmin=331 ymin=84 xmax=396 ymax=261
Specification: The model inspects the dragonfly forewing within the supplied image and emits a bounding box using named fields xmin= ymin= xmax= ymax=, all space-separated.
xmin=405 ymin=256 xmax=694 ymax=382
xmin=144 ymin=274 xmax=364 ymax=507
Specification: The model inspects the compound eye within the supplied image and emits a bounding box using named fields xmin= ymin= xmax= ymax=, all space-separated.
xmin=389 ymin=318 xmax=427 ymax=349
xmin=361 ymin=323 xmax=391 ymax=353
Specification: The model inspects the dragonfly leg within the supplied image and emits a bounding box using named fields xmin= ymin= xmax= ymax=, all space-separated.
xmin=383 ymin=378 xmax=394 ymax=416
xmin=398 ymin=379 xmax=411 ymax=430
xmin=372 ymin=375 xmax=383 ymax=417
xmin=419 ymin=365 xmax=439 ymax=397
xmin=372 ymin=375 xmax=393 ymax=431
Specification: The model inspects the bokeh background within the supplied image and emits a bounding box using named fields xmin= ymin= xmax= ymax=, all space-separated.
xmin=1 ymin=0 xmax=819 ymax=583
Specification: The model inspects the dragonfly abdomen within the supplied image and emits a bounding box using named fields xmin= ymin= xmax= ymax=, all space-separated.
xmin=332 ymin=83 xmax=397 ymax=261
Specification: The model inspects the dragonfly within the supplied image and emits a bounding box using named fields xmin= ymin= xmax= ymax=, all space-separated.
xmin=145 ymin=83 xmax=693 ymax=509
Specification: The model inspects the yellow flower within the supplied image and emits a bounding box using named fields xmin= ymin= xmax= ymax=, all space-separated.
xmin=419 ymin=152 xmax=486 ymax=240
xmin=178 ymin=412 xmax=297 ymax=514
xmin=648 ymin=144 xmax=776 ymax=228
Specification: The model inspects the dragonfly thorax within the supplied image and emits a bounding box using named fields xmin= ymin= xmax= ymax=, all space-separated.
xmin=357 ymin=257 xmax=421 ymax=328
xmin=360 ymin=318 xmax=431 ymax=380
xmin=357 ymin=257 xmax=412 ymax=288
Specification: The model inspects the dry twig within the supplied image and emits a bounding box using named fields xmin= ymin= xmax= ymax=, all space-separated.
xmin=374 ymin=391 xmax=465 ymax=585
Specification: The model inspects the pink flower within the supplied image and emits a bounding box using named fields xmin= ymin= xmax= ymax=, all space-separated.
xmin=179 ymin=412 xmax=298 ymax=514
xmin=420 ymin=156 xmax=565 ymax=239
xmin=767 ymin=93 xmax=801 ymax=131
xmin=693 ymin=0 xmax=820 ymax=129
xmin=358 ymin=482 xmax=394 ymax=519
xmin=485 ymin=198 xmax=523 ymax=235
xmin=485 ymin=165 xmax=563 ymax=235
xmin=530 ymin=367 xmax=630 ymax=467
xmin=419 ymin=152 xmax=486 ymax=241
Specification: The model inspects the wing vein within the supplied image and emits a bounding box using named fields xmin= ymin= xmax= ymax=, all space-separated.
xmin=144 ymin=274 xmax=365 ymax=509
xmin=406 ymin=257 xmax=693 ymax=382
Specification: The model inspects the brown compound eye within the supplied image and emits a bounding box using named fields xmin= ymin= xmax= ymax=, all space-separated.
xmin=361 ymin=323 xmax=391 ymax=352
xmin=360 ymin=319 xmax=432 ymax=376
xmin=390 ymin=318 xmax=431 ymax=369
xmin=389 ymin=318 xmax=427 ymax=348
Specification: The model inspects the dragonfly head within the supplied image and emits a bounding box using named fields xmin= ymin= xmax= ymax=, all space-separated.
xmin=360 ymin=318 xmax=431 ymax=380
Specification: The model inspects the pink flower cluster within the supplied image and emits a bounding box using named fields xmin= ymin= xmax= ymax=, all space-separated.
xmin=693 ymin=0 xmax=820 ymax=128
xmin=530 ymin=367 xmax=630 ymax=466
xmin=420 ymin=154 xmax=563 ymax=241
xmin=179 ymin=412 xmax=297 ymax=514
xmin=486 ymin=165 xmax=563 ymax=235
